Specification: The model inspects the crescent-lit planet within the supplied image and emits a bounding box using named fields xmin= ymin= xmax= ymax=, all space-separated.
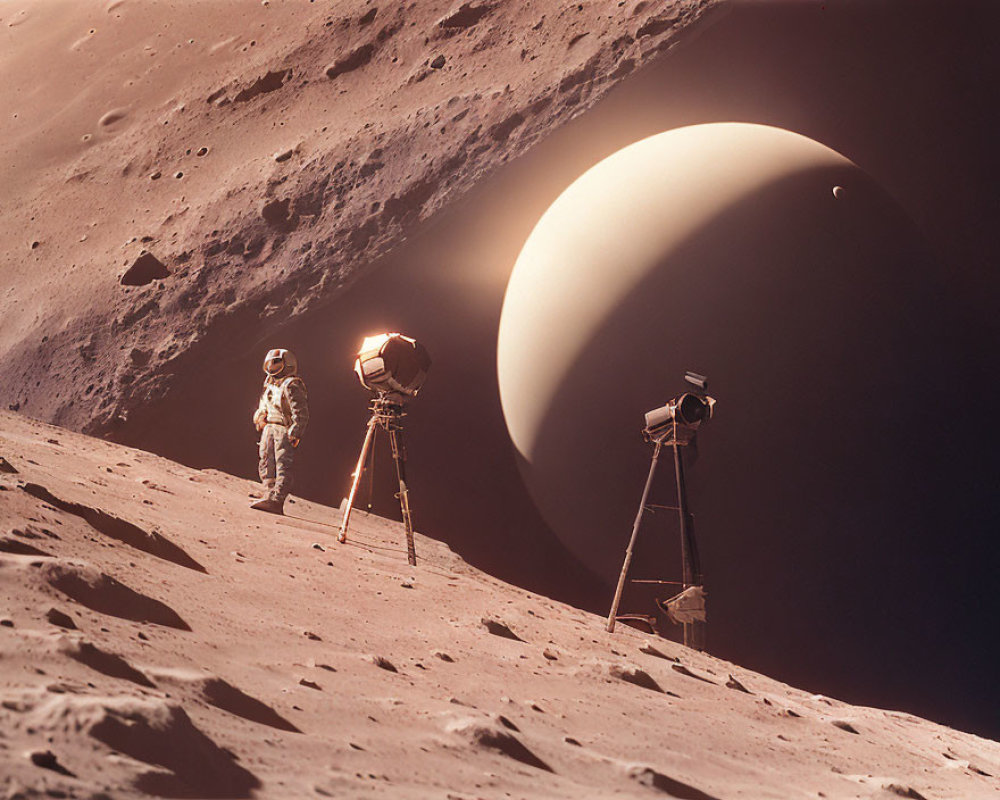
xmin=497 ymin=122 xmax=938 ymax=597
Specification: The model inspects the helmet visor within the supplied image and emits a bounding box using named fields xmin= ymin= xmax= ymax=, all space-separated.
xmin=264 ymin=355 xmax=285 ymax=376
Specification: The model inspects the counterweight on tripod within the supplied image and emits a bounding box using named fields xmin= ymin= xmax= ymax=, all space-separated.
xmin=338 ymin=333 xmax=430 ymax=566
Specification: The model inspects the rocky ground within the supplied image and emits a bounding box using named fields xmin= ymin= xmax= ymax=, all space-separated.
xmin=2 ymin=410 xmax=999 ymax=799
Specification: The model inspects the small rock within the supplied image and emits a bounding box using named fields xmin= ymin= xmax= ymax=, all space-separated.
xmin=325 ymin=43 xmax=375 ymax=80
xmin=304 ymin=631 xmax=322 ymax=641
xmin=564 ymin=736 xmax=582 ymax=746
xmin=29 ymin=750 xmax=74 ymax=777
xmin=0 ymin=456 xmax=18 ymax=474
xmin=831 ymin=720 xmax=860 ymax=734
xmin=639 ymin=642 xmax=677 ymax=661
xmin=0 ymin=619 xmax=13 ymax=628
xmin=725 ymin=674 xmax=752 ymax=693
xmin=129 ymin=348 xmax=151 ymax=366
xmin=120 ymin=251 xmax=169 ymax=286
xmin=670 ymin=663 xmax=716 ymax=683
xmin=45 ymin=608 xmax=76 ymax=629
xmin=628 ymin=765 xmax=705 ymax=795
xmin=373 ymin=656 xmax=397 ymax=672
xmin=881 ymin=784 xmax=928 ymax=800
xmin=432 ymin=651 xmax=455 ymax=663
xmin=430 ymin=54 xmax=446 ymax=69
xmin=261 ymin=197 xmax=292 ymax=227
xmin=274 ymin=148 xmax=294 ymax=163
xmin=609 ymin=665 xmax=663 ymax=693
xmin=542 ymin=648 xmax=558 ymax=660
xmin=196 ymin=146 xmax=209 ymax=156
xmin=299 ymin=678 xmax=322 ymax=690
xmin=312 ymin=542 xmax=325 ymax=551
xmin=481 ymin=617 xmax=524 ymax=642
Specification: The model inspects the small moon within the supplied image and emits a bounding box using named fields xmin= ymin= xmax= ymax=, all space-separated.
xmin=832 ymin=185 xmax=844 ymax=199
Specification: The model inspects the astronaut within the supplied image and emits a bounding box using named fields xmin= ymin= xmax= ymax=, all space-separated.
xmin=251 ymin=348 xmax=309 ymax=514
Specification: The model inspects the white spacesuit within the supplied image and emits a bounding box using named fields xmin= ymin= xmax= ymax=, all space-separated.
xmin=251 ymin=348 xmax=309 ymax=514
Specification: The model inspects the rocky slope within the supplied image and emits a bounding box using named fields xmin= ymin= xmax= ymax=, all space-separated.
xmin=2 ymin=410 xmax=999 ymax=798
xmin=0 ymin=0 xmax=724 ymax=435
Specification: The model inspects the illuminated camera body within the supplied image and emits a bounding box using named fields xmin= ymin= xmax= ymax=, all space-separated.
xmin=643 ymin=393 xmax=716 ymax=439
xmin=354 ymin=333 xmax=431 ymax=399
xmin=643 ymin=373 xmax=716 ymax=444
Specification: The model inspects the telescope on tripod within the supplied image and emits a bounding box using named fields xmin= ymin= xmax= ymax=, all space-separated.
xmin=607 ymin=371 xmax=715 ymax=650
xmin=338 ymin=333 xmax=431 ymax=566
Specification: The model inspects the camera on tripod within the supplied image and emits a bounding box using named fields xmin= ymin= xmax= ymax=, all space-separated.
xmin=607 ymin=371 xmax=716 ymax=649
xmin=643 ymin=372 xmax=716 ymax=444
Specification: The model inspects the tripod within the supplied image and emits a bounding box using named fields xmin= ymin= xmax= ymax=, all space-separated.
xmin=338 ymin=393 xmax=417 ymax=566
xmin=606 ymin=419 xmax=705 ymax=650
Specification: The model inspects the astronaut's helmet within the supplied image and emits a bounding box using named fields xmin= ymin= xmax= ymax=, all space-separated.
xmin=263 ymin=348 xmax=298 ymax=378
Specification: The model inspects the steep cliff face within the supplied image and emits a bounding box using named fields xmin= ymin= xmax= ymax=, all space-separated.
xmin=0 ymin=0 xmax=724 ymax=434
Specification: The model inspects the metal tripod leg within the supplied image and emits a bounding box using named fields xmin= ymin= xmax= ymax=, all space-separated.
xmin=339 ymin=415 xmax=378 ymax=544
xmin=673 ymin=440 xmax=705 ymax=651
xmin=388 ymin=427 xmax=417 ymax=566
xmin=607 ymin=441 xmax=662 ymax=632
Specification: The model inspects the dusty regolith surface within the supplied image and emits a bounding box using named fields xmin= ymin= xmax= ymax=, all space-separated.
xmin=2 ymin=410 xmax=998 ymax=798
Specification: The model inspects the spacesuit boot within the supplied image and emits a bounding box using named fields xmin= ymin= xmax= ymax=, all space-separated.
xmin=250 ymin=497 xmax=284 ymax=514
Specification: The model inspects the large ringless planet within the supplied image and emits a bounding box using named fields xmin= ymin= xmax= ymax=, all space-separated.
xmin=3 ymin=0 xmax=1000 ymax=796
